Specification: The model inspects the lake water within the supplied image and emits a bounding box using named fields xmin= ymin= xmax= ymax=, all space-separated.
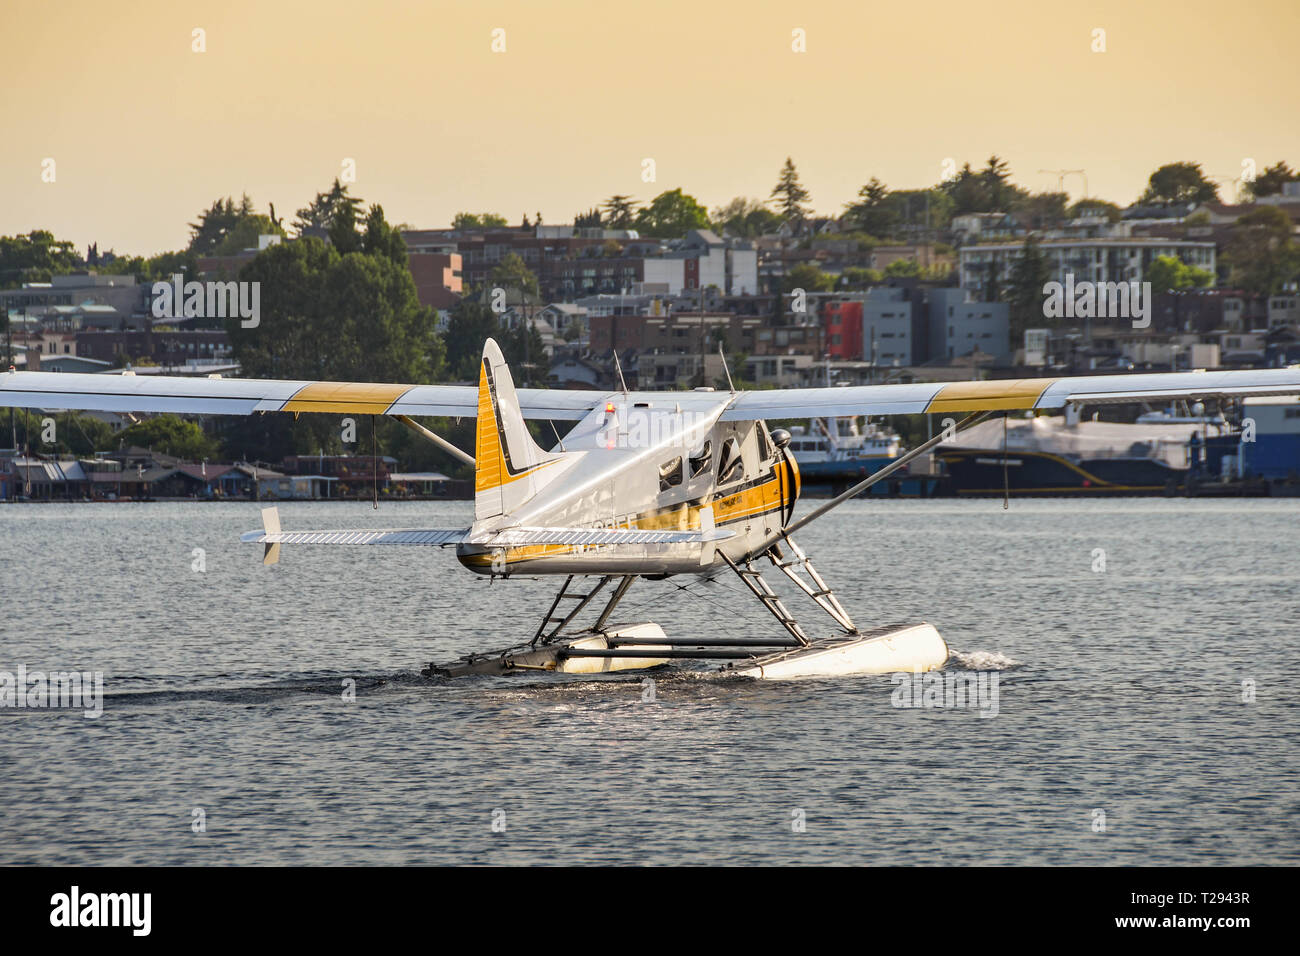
xmin=1 ymin=498 xmax=1297 ymax=865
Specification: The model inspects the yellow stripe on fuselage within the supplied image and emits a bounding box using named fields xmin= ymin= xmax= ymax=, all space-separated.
xmin=925 ymin=378 xmax=1057 ymax=414
xmin=461 ymin=461 xmax=797 ymax=568
xmin=282 ymin=382 xmax=411 ymax=414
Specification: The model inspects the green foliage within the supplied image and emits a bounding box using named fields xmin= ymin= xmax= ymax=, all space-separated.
xmin=117 ymin=415 xmax=220 ymax=460
xmin=712 ymin=197 xmax=782 ymax=238
xmin=1243 ymin=161 xmax=1297 ymax=201
xmin=841 ymin=266 xmax=883 ymax=289
xmin=842 ymin=178 xmax=898 ymax=237
xmin=782 ymin=263 xmax=835 ymax=293
xmin=0 ymin=231 xmax=81 ymax=288
xmin=488 ymin=252 xmax=540 ymax=299
xmin=943 ymin=156 xmax=1028 ymax=215
xmin=600 ymin=195 xmax=640 ymax=229
xmin=880 ymin=188 xmax=953 ymax=234
xmin=221 ymin=205 xmax=443 ymax=459
xmin=883 ymin=258 xmax=920 ymax=278
xmin=188 ymin=194 xmax=285 ymax=255
xmin=1146 ymin=255 xmax=1213 ymax=295
xmin=1011 ymin=191 xmax=1069 ymax=230
xmin=442 ymin=298 xmax=546 ymax=386
xmin=1006 ymin=235 xmax=1052 ymax=339
xmin=11 ymin=411 xmax=115 ymax=457
xmin=98 ymin=248 xmax=200 ymax=283
xmin=1221 ymin=206 xmax=1300 ymax=296
xmin=1139 ymin=162 xmax=1219 ymax=205
xmin=294 ymin=179 xmax=364 ymax=235
xmin=769 ymin=157 xmax=811 ymax=222
xmin=1068 ymin=198 xmax=1122 ymax=222
xmin=452 ymin=212 xmax=509 ymax=230
xmin=633 ymin=188 xmax=710 ymax=238
xmin=443 ymin=299 xmax=500 ymax=380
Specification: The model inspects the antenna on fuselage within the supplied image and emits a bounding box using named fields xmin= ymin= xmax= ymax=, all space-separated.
xmin=718 ymin=342 xmax=735 ymax=394
xmin=613 ymin=350 xmax=629 ymax=396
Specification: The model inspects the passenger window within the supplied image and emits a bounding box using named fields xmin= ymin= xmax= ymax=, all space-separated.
xmin=689 ymin=440 xmax=712 ymax=478
xmin=659 ymin=456 xmax=683 ymax=491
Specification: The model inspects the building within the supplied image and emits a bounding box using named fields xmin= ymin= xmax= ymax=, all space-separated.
xmin=406 ymin=250 xmax=463 ymax=311
xmin=959 ymin=238 xmax=1217 ymax=300
xmin=823 ymin=288 xmax=914 ymax=366
xmin=926 ymin=288 xmax=1010 ymax=362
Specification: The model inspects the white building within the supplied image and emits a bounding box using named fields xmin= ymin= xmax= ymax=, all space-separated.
xmin=960 ymin=238 xmax=1217 ymax=299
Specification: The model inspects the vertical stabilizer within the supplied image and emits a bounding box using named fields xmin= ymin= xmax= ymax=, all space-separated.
xmin=475 ymin=338 xmax=566 ymax=520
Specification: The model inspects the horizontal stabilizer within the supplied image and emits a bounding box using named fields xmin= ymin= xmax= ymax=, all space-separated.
xmin=240 ymin=507 xmax=466 ymax=554
xmin=480 ymin=527 xmax=735 ymax=547
xmin=241 ymin=529 xmax=467 ymax=546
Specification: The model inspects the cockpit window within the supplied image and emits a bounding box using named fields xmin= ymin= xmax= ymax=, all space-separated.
xmin=717 ymin=438 xmax=743 ymax=484
xmin=659 ymin=456 xmax=683 ymax=490
xmin=689 ymin=440 xmax=712 ymax=478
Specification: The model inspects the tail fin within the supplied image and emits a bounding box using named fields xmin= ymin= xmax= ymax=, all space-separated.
xmin=475 ymin=338 xmax=567 ymax=520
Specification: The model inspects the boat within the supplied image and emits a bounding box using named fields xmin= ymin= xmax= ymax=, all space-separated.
xmin=938 ymin=408 xmax=1224 ymax=496
xmin=788 ymin=417 xmax=940 ymax=497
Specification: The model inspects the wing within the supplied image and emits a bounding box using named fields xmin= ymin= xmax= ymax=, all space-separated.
xmin=0 ymin=370 xmax=607 ymax=421
xmin=720 ymin=368 xmax=1300 ymax=419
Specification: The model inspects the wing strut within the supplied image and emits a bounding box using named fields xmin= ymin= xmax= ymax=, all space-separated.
xmin=781 ymin=409 xmax=991 ymax=538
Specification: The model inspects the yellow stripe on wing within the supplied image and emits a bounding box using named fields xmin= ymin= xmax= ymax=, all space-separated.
xmin=925 ymin=378 xmax=1057 ymax=414
xmin=283 ymin=382 xmax=412 ymax=414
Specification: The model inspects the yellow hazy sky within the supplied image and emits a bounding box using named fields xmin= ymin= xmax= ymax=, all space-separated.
xmin=3 ymin=0 xmax=1298 ymax=255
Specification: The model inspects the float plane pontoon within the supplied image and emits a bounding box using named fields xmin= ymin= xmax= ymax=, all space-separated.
xmin=5 ymin=343 xmax=1299 ymax=679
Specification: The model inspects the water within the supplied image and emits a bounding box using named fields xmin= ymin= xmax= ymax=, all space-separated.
xmin=1 ymin=498 xmax=1297 ymax=865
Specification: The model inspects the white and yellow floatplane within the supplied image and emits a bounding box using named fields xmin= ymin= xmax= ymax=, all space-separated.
xmin=5 ymin=341 xmax=1299 ymax=680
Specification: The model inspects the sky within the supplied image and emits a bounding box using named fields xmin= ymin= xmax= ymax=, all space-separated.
xmin=3 ymin=0 xmax=1298 ymax=256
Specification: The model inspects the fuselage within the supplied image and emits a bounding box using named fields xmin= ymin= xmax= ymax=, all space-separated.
xmin=456 ymin=394 xmax=799 ymax=576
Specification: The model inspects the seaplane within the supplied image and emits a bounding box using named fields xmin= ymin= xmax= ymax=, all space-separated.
xmin=5 ymin=342 xmax=1300 ymax=679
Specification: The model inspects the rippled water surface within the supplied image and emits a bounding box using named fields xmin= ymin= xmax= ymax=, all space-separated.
xmin=2 ymin=498 xmax=1297 ymax=865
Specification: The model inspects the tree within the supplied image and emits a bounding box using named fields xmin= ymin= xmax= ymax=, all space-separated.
xmin=1221 ymin=206 xmax=1300 ymax=296
xmin=488 ymin=252 xmax=540 ymax=300
xmin=0 ymin=231 xmax=82 ymax=288
xmin=292 ymin=179 xmax=364 ymax=236
xmin=842 ymin=178 xmax=899 ymax=236
xmin=712 ymin=197 xmax=781 ymax=238
xmin=1006 ymin=235 xmax=1052 ymax=339
xmin=979 ymin=155 xmax=1017 ymax=211
xmin=222 ymin=206 xmax=442 ymax=459
xmin=574 ymin=208 xmax=602 ymax=228
xmin=941 ymin=157 xmax=1027 ymax=215
xmin=1244 ymin=161 xmax=1298 ymax=201
xmin=841 ymin=267 xmax=883 ymax=289
xmin=601 ymin=195 xmax=640 ymax=229
xmin=1068 ymin=198 xmax=1122 ymax=222
xmin=782 ymin=263 xmax=835 ymax=294
xmin=116 ymin=415 xmax=220 ymax=460
xmin=451 ymin=212 xmax=508 ymax=230
xmin=1139 ymin=162 xmax=1219 ymax=205
xmin=11 ymin=411 xmax=114 ymax=457
xmin=443 ymin=299 xmax=501 ymax=381
xmin=1011 ymin=192 xmax=1069 ymax=231
xmin=769 ymin=157 xmax=811 ymax=222
xmin=188 ymin=194 xmax=286 ymax=254
xmin=1146 ymin=255 xmax=1213 ymax=296
xmin=633 ymin=188 xmax=710 ymax=238
xmin=884 ymin=258 xmax=921 ymax=278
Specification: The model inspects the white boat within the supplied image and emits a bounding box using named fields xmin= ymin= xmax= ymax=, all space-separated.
xmin=788 ymin=417 xmax=900 ymax=467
